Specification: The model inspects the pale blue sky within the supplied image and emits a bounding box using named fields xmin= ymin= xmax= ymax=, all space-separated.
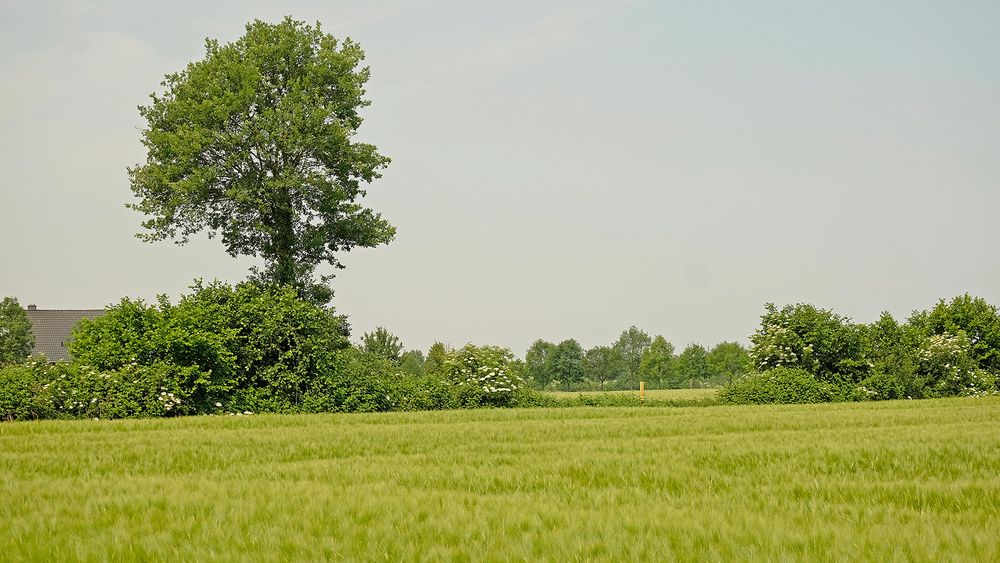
xmin=1 ymin=0 xmax=998 ymax=355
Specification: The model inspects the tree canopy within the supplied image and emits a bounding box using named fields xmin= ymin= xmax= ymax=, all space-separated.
xmin=613 ymin=326 xmax=651 ymax=388
xmin=0 ymin=297 xmax=34 ymax=366
xmin=675 ymin=343 xmax=709 ymax=388
xmin=638 ymin=336 xmax=674 ymax=387
xmin=128 ymin=17 xmax=394 ymax=301
xmin=360 ymin=327 xmax=404 ymax=362
xmin=549 ymin=339 xmax=584 ymax=391
xmin=524 ymin=339 xmax=556 ymax=389
xmin=706 ymin=341 xmax=750 ymax=385
xmin=582 ymin=345 xmax=623 ymax=390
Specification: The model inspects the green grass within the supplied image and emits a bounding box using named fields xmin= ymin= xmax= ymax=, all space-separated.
xmin=546 ymin=388 xmax=719 ymax=400
xmin=2 ymin=398 xmax=999 ymax=561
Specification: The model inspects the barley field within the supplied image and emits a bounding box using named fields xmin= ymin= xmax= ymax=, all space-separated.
xmin=2 ymin=398 xmax=998 ymax=561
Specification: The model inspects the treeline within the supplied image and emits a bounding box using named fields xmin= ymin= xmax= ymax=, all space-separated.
xmin=520 ymin=330 xmax=748 ymax=391
xmin=354 ymin=326 xmax=750 ymax=392
xmin=2 ymin=285 xmax=998 ymax=420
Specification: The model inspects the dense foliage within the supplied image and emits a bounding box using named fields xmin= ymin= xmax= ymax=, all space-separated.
xmin=67 ymin=281 xmax=349 ymax=414
xmin=719 ymin=367 xmax=838 ymax=405
xmin=723 ymin=295 xmax=1000 ymax=405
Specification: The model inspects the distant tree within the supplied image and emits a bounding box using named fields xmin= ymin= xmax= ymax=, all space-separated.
xmin=128 ymin=17 xmax=394 ymax=302
xmin=0 ymin=297 xmax=34 ymax=366
xmin=548 ymin=339 xmax=585 ymax=391
xmin=613 ymin=326 xmax=652 ymax=388
xmin=424 ymin=342 xmax=449 ymax=377
xmin=524 ymin=339 xmax=557 ymax=389
xmin=360 ymin=327 xmax=403 ymax=362
xmin=706 ymin=341 xmax=750 ymax=385
xmin=675 ymin=343 xmax=710 ymax=388
xmin=398 ymin=349 xmax=425 ymax=376
xmin=638 ymin=336 xmax=675 ymax=388
xmin=583 ymin=345 xmax=623 ymax=390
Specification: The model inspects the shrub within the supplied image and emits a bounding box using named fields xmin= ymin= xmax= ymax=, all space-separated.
xmin=43 ymin=362 xmax=193 ymax=419
xmin=443 ymin=344 xmax=524 ymax=408
xmin=909 ymin=294 xmax=1000 ymax=375
xmin=69 ymin=298 xmax=164 ymax=369
xmin=394 ymin=373 xmax=456 ymax=411
xmin=301 ymin=349 xmax=399 ymax=413
xmin=719 ymin=367 xmax=837 ymax=405
xmin=749 ymin=303 xmax=867 ymax=384
xmin=915 ymin=333 xmax=995 ymax=398
xmin=509 ymin=388 xmax=560 ymax=408
xmin=70 ymin=280 xmax=349 ymax=413
xmin=854 ymin=371 xmax=907 ymax=401
xmin=0 ymin=361 xmax=53 ymax=420
xmin=0 ymin=361 xmax=200 ymax=420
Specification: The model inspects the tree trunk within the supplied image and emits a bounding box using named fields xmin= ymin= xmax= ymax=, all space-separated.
xmin=272 ymin=186 xmax=297 ymax=287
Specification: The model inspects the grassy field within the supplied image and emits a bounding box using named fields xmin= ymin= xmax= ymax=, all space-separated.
xmin=546 ymin=388 xmax=719 ymax=400
xmin=2 ymin=398 xmax=999 ymax=561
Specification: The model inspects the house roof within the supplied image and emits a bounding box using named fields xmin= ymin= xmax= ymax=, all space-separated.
xmin=23 ymin=307 xmax=105 ymax=362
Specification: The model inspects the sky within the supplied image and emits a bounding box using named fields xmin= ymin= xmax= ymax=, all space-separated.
xmin=1 ymin=0 xmax=999 ymax=356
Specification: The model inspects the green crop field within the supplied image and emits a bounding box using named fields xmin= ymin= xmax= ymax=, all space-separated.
xmin=2 ymin=398 xmax=999 ymax=561
xmin=546 ymin=388 xmax=719 ymax=400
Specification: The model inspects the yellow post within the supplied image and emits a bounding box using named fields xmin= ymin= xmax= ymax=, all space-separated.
xmin=639 ymin=381 xmax=645 ymax=402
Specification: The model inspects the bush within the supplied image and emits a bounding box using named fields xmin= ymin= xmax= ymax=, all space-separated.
xmin=719 ymin=367 xmax=837 ymax=405
xmin=909 ymin=294 xmax=1000 ymax=375
xmin=749 ymin=303 xmax=867 ymax=384
xmin=854 ymin=371 xmax=907 ymax=401
xmin=443 ymin=344 xmax=524 ymax=408
xmin=915 ymin=333 xmax=995 ymax=398
xmin=0 ymin=361 xmax=201 ymax=420
xmin=43 ymin=362 xmax=194 ymax=419
xmin=301 ymin=349 xmax=399 ymax=413
xmin=70 ymin=280 xmax=348 ymax=413
xmin=394 ymin=373 xmax=456 ymax=411
xmin=0 ymin=361 xmax=53 ymax=420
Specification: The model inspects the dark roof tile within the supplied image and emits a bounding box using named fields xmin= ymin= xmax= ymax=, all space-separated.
xmin=24 ymin=309 xmax=105 ymax=362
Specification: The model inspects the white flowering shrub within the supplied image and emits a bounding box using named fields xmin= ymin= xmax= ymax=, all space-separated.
xmin=749 ymin=323 xmax=817 ymax=374
xmin=0 ymin=360 xmax=199 ymax=420
xmin=443 ymin=344 xmax=524 ymax=407
xmin=0 ymin=360 xmax=54 ymax=420
xmin=749 ymin=303 xmax=867 ymax=383
xmin=916 ymin=333 xmax=995 ymax=397
xmin=909 ymin=294 xmax=1000 ymax=374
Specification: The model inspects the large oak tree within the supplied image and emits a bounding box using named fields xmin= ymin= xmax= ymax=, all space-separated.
xmin=129 ymin=17 xmax=394 ymax=302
